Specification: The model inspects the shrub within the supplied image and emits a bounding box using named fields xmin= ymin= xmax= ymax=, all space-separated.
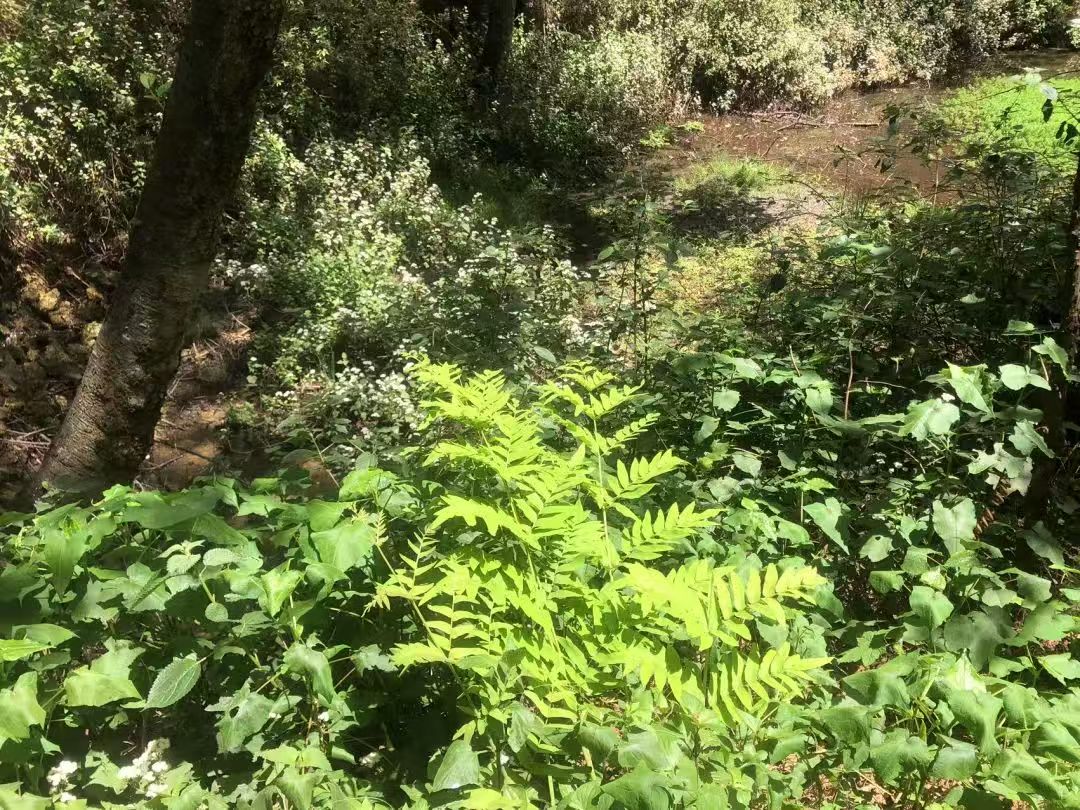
xmin=222 ymin=133 xmax=581 ymax=458
xmin=0 ymin=360 xmax=831 ymax=807
xmin=0 ymin=0 xmax=175 ymax=254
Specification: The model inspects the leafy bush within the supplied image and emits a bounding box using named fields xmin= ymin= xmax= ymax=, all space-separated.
xmin=0 ymin=0 xmax=174 ymax=253
xmin=0 ymin=360 xmax=832 ymax=807
xmin=496 ymin=29 xmax=683 ymax=174
xmin=222 ymin=132 xmax=580 ymax=457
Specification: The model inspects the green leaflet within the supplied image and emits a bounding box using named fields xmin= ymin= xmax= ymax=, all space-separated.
xmin=0 ymin=672 xmax=45 ymax=744
xmin=284 ymin=642 xmax=336 ymax=704
xmin=932 ymin=498 xmax=977 ymax=554
xmin=899 ymin=398 xmax=960 ymax=440
xmin=431 ymin=740 xmax=480 ymax=792
xmin=145 ymin=655 xmax=202 ymax=709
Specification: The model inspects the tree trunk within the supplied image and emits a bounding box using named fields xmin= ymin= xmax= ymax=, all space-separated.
xmin=36 ymin=0 xmax=284 ymax=494
xmin=479 ymin=0 xmax=516 ymax=90
xmin=1066 ymin=149 xmax=1080 ymax=359
xmin=522 ymin=0 xmax=548 ymax=32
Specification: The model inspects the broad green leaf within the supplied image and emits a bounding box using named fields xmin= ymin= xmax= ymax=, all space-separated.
xmin=859 ymin=535 xmax=893 ymax=563
xmin=843 ymin=668 xmax=909 ymax=709
xmin=1010 ymin=421 xmax=1052 ymax=458
xmin=899 ymin=398 xmax=960 ymax=441
xmin=869 ymin=570 xmax=905 ymax=594
xmin=945 ymin=688 xmax=1001 ymax=754
xmin=805 ymin=498 xmax=847 ymax=552
xmin=731 ymin=450 xmax=761 ymax=477
xmin=0 ymin=672 xmax=45 ymax=744
xmin=578 ymin=723 xmax=619 ymax=764
xmin=1015 ymin=572 xmax=1052 ymax=605
xmin=1030 ymin=721 xmax=1080 ymax=763
xmin=258 ymin=565 xmax=303 ymax=617
xmin=617 ymin=727 xmax=684 ymax=771
xmin=942 ymin=363 xmax=992 ymax=413
xmin=145 ymin=655 xmax=202 ymax=709
xmin=944 ymin=612 xmax=1006 ymax=671
xmin=712 ymin=389 xmax=740 ymax=412
xmin=804 ymin=383 xmax=833 ymax=415
xmin=1024 ymin=523 xmax=1064 ymax=565
xmin=432 ymin=740 xmax=480 ymax=791
xmin=277 ymin=768 xmax=318 ymax=810
xmin=722 ymin=355 xmax=763 ymax=380
xmin=204 ymin=602 xmax=229 ymax=623
xmin=694 ymin=416 xmax=719 ymax=444
xmin=43 ymin=524 xmax=87 ymax=596
xmin=1039 ymin=653 xmax=1080 ymax=685
xmin=910 ymin=586 xmax=953 ymax=629
xmin=601 ymin=763 xmax=671 ymax=810
xmin=931 ymin=740 xmax=979 ymax=780
xmin=16 ymin=624 xmax=75 ymax=646
xmin=870 ymin=730 xmax=932 ymax=784
xmin=214 ymin=688 xmax=274 ymax=753
xmin=932 ymin=499 xmax=976 ymax=554
xmin=998 ymin=364 xmax=1050 ymax=391
xmin=312 ymin=517 xmax=374 ymax=572
xmin=63 ymin=642 xmax=143 ymax=707
xmin=993 ymin=748 xmax=1065 ymax=801
xmin=306 ymin=500 xmax=350 ymax=532
xmin=0 ymin=639 xmax=50 ymax=662
xmin=1033 ymin=336 xmax=1069 ymax=371
xmin=121 ymin=488 xmax=219 ymax=529
xmin=284 ymin=643 xmax=336 ymax=703
xmin=819 ymin=705 xmax=871 ymax=744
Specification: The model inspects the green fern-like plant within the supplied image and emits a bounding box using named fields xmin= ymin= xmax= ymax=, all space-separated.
xmin=376 ymin=358 xmax=830 ymax=783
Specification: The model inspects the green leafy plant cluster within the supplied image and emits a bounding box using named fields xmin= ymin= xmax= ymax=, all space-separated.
xmin=0 ymin=359 xmax=835 ymax=808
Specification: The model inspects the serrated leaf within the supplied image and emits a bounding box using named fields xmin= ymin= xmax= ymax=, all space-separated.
xmin=145 ymin=655 xmax=201 ymax=709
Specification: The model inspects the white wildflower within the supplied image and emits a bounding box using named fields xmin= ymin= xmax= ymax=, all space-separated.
xmin=317 ymin=710 xmax=330 ymax=722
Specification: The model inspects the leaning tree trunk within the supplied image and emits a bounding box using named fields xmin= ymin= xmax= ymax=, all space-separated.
xmin=479 ymin=0 xmax=516 ymax=90
xmin=36 ymin=0 xmax=285 ymax=494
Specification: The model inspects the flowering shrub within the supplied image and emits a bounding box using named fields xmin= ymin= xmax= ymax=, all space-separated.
xmin=222 ymin=133 xmax=582 ymax=457
xmin=0 ymin=0 xmax=175 ymax=252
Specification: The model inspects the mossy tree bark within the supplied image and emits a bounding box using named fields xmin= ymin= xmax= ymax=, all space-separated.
xmin=36 ymin=0 xmax=285 ymax=494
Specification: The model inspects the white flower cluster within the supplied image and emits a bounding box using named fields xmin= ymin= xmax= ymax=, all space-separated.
xmin=214 ymin=258 xmax=271 ymax=294
xmin=116 ymin=738 xmax=172 ymax=799
xmin=47 ymin=759 xmax=79 ymax=803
